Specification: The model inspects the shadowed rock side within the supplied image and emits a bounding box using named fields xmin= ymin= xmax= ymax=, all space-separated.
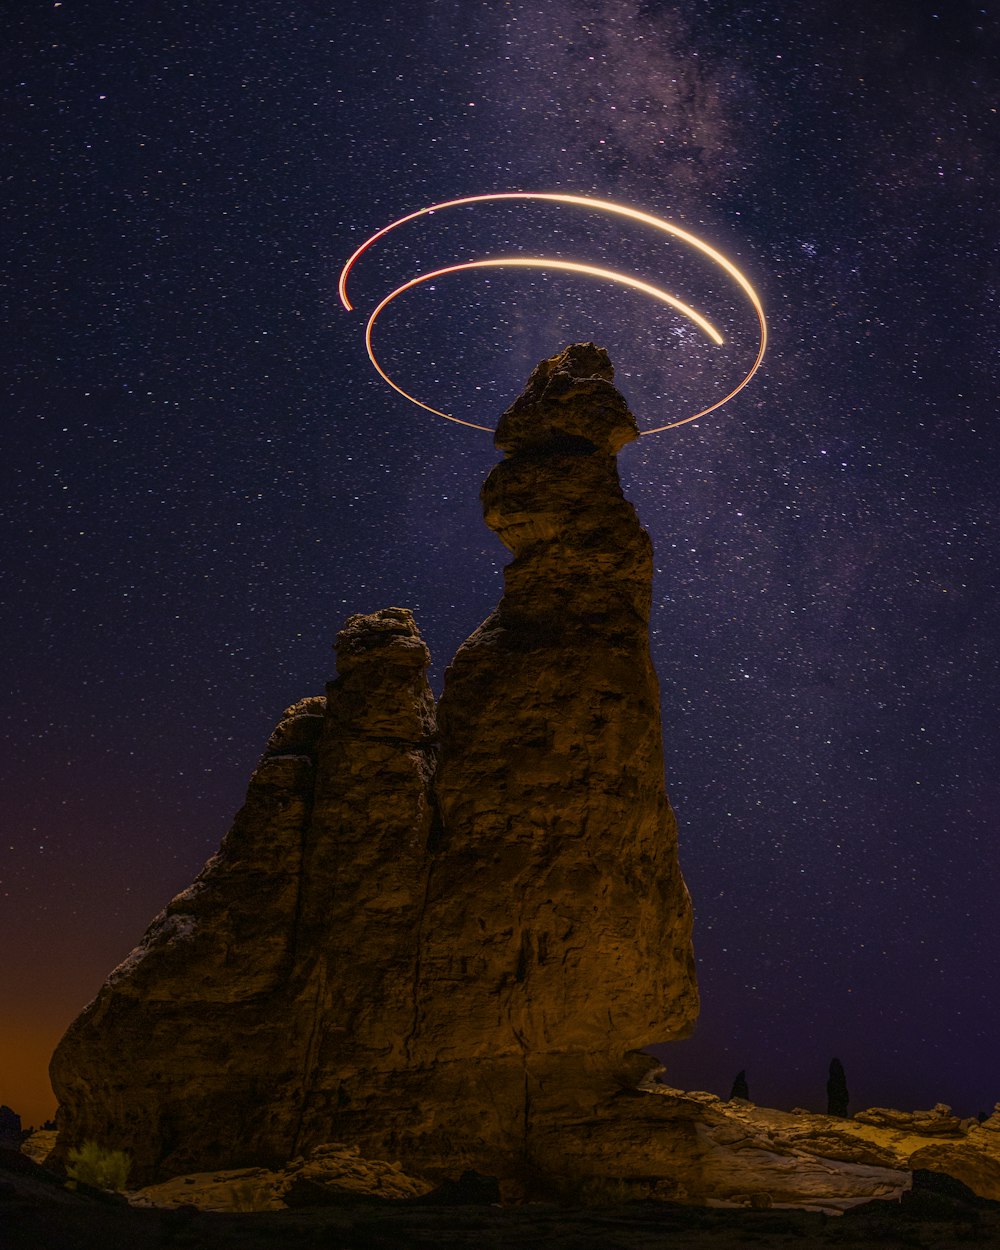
xmin=50 ymin=608 xmax=437 ymax=1181
xmin=48 ymin=695 xmax=324 ymax=1179
xmin=278 ymin=609 xmax=438 ymax=1159
xmin=49 ymin=345 xmax=697 ymax=1187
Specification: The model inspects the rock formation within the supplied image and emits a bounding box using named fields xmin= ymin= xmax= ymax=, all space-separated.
xmin=50 ymin=344 xmax=697 ymax=1186
xmin=424 ymin=342 xmax=697 ymax=1061
xmin=401 ymin=343 xmax=698 ymax=1167
xmin=43 ymin=344 xmax=1000 ymax=1213
xmin=122 ymin=1102 xmax=1000 ymax=1214
xmin=632 ymin=1090 xmax=1000 ymax=1209
xmin=50 ymin=610 xmax=437 ymax=1179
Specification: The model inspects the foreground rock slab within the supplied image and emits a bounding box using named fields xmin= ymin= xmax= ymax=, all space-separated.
xmin=130 ymin=1142 xmax=432 ymax=1212
xmin=6 ymin=1145 xmax=1000 ymax=1250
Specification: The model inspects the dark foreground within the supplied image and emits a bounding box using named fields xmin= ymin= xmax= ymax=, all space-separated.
xmin=4 ymin=1148 xmax=1000 ymax=1250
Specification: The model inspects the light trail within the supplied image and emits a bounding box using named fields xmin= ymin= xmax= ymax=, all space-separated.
xmin=339 ymin=191 xmax=766 ymax=434
xmin=364 ymin=257 xmax=724 ymax=431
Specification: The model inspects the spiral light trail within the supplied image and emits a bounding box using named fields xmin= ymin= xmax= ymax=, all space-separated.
xmin=339 ymin=192 xmax=766 ymax=434
xmin=365 ymin=258 xmax=723 ymax=431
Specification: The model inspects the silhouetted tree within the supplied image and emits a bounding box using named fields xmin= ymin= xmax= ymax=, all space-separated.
xmin=0 ymin=1105 xmax=21 ymax=1145
xmin=827 ymin=1057 xmax=849 ymax=1117
xmin=729 ymin=1069 xmax=750 ymax=1101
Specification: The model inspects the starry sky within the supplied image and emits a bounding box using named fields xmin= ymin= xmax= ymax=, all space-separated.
xmin=3 ymin=0 xmax=999 ymax=1130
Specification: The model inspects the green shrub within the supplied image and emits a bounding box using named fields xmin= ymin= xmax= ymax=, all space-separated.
xmin=65 ymin=1140 xmax=131 ymax=1192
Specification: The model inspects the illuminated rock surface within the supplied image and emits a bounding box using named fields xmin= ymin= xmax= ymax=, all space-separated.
xmin=604 ymin=1087 xmax=1000 ymax=1209
xmin=424 ymin=341 xmax=698 ymax=1064
xmin=51 ymin=345 xmax=695 ymax=1185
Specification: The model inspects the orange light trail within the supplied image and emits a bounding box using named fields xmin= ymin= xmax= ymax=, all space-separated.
xmin=365 ymin=258 xmax=724 ymax=431
xmin=339 ymin=192 xmax=767 ymax=434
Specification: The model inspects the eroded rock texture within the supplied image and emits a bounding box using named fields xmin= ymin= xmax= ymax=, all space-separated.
xmin=50 ymin=345 xmax=697 ymax=1186
xmin=50 ymin=608 xmax=437 ymax=1180
xmin=404 ymin=344 xmax=698 ymax=1166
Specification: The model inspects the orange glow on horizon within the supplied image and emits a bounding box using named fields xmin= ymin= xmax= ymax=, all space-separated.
xmin=1 ymin=1020 xmax=61 ymax=1130
xmin=339 ymin=191 xmax=767 ymax=433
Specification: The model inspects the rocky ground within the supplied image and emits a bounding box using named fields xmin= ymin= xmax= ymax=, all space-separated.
xmin=645 ymin=1086 xmax=1000 ymax=1209
xmin=9 ymin=1096 xmax=1000 ymax=1250
xmin=4 ymin=1144 xmax=1000 ymax=1250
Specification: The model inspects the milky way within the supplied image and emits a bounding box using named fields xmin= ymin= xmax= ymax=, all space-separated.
xmin=2 ymin=0 xmax=999 ymax=1127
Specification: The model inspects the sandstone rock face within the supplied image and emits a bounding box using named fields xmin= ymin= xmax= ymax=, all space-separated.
xmin=287 ymin=610 xmax=437 ymax=1151
xmin=530 ymin=1086 xmax=911 ymax=1213
xmin=130 ymin=1143 xmax=433 ymax=1212
xmin=119 ymin=1086 xmax=1000 ymax=1215
xmin=854 ymin=1103 xmax=968 ymax=1136
xmin=50 ymin=346 xmax=696 ymax=1187
xmin=50 ymin=608 xmax=437 ymax=1180
xmin=593 ymin=1089 xmax=1000 ymax=1209
xmin=404 ymin=342 xmax=697 ymax=1162
xmin=427 ymin=344 xmax=696 ymax=1057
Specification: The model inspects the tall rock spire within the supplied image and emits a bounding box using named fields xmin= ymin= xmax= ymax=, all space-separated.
xmin=420 ymin=343 xmax=697 ymax=1066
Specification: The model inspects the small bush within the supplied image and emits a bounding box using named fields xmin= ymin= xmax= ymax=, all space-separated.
xmin=65 ymin=1140 xmax=131 ymax=1192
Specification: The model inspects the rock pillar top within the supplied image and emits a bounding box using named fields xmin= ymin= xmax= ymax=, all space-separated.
xmin=494 ymin=343 xmax=639 ymax=454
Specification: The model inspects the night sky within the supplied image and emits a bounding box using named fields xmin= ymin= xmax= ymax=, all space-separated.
xmin=3 ymin=1 xmax=999 ymax=1132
